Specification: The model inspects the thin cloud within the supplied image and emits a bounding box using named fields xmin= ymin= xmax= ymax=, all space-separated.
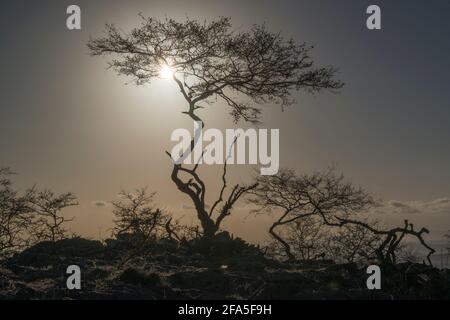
xmin=92 ymin=200 xmax=110 ymax=208
xmin=373 ymin=197 xmax=450 ymax=215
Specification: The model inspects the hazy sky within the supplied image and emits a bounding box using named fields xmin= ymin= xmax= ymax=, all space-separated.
xmin=1 ymin=0 xmax=450 ymax=244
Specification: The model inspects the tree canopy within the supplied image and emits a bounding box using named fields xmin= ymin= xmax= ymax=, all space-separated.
xmin=88 ymin=16 xmax=343 ymax=123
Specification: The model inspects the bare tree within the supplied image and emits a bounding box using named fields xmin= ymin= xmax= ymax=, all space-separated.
xmin=266 ymin=215 xmax=382 ymax=263
xmin=112 ymin=188 xmax=167 ymax=241
xmin=269 ymin=215 xmax=327 ymax=261
xmin=0 ymin=168 xmax=35 ymax=257
xmin=112 ymin=188 xmax=178 ymax=266
xmin=395 ymin=242 xmax=422 ymax=264
xmin=249 ymin=168 xmax=372 ymax=260
xmin=31 ymin=190 xmax=78 ymax=242
xmin=250 ymin=167 xmax=436 ymax=265
xmin=164 ymin=217 xmax=201 ymax=242
xmin=167 ymin=155 xmax=258 ymax=238
xmin=88 ymin=16 xmax=343 ymax=238
xmin=323 ymin=218 xmax=382 ymax=263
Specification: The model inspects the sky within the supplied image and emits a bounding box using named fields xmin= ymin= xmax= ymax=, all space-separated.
xmin=1 ymin=0 xmax=450 ymax=245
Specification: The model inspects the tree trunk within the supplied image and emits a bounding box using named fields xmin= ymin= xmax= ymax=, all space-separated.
xmin=170 ymin=165 xmax=218 ymax=239
xmin=270 ymin=223 xmax=295 ymax=261
xmin=196 ymin=205 xmax=217 ymax=239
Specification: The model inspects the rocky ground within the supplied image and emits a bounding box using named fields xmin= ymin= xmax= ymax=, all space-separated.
xmin=0 ymin=233 xmax=449 ymax=300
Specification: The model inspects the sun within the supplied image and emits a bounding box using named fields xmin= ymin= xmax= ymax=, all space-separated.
xmin=159 ymin=65 xmax=174 ymax=79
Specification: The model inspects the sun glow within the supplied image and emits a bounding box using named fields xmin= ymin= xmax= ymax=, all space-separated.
xmin=159 ymin=65 xmax=174 ymax=79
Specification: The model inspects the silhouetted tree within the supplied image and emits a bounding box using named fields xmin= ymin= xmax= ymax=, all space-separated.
xmin=266 ymin=215 xmax=382 ymax=263
xmin=164 ymin=217 xmax=201 ymax=242
xmin=112 ymin=188 xmax=178 ymax=266
xmin=395 ymin=243 xmax=422 ymax=264
xmin=112 ymin=188 xmax=167 ymax=241
xmin=31 ymin=190 xmax=78 ymax=242
xmin=113 ymin=188 xmax=206 ymax=243
xmin=250 ymin=168 xmax=436 ymax=265
xmin=0 ymin=168 xmax=35 ymax=257
xmin=266 ymin=215 xmax=327 ymax=260
xmin=323 ymin=218 xmax=382 ymax=263
xmin=249 ymin=168 xmax=372 ymax=260
xmin=88 ymin=16 xmax=343 ymax=239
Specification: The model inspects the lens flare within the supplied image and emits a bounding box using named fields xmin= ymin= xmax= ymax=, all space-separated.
xmin=159 ymin=65 xmax=174 ymax=79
